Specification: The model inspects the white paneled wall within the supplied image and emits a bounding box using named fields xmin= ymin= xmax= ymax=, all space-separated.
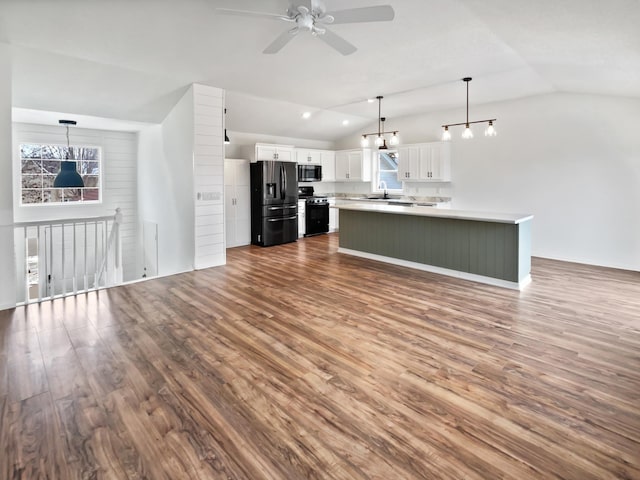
xmin=192 ymin=84 xmax=225 ymax=269
xmin=12 ymin=123 xmax=139 ymax=281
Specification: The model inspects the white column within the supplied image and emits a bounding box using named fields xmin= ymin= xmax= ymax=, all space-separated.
xmin=0 ymin=44 xmax=16 ymax=310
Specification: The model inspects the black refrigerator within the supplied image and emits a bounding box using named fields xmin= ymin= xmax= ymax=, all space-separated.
xmin=250 ymin=161 xmax=298 ymax=247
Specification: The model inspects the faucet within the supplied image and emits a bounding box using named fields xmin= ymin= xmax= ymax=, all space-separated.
xmin=379 ymin=180 xmax=389 ymax=199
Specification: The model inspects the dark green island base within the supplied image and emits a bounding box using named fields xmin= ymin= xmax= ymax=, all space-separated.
xmin=336 ymin=204 xmax=533 ymax=290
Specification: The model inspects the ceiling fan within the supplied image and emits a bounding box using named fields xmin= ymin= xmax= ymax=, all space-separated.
xmin=216 ymin=1 xmax=395 ymax=56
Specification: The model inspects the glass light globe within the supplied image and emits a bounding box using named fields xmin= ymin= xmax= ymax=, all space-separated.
xmin=485 ymin=121 xmax=497 ymax=137
xmin=462 ymin=125 xmax=473 ymax=139
xmin=375 ymin=135 xmax=383 ymax=147
xmin=442 ymin=127 xmax=451 ymax=141
xmin=361 ymin=135 xmax=369 ymax=148
xmin=389 ymin=132 xmax=399 ymax=146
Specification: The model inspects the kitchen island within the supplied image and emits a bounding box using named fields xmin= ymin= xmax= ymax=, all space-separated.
xmin=336 ymin=203 xmax=533 ymax=290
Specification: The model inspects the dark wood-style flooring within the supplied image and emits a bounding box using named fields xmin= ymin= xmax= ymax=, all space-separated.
xmin=1 ymin=233 xmax=639 ymax=479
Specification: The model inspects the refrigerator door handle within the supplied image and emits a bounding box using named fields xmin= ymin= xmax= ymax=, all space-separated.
xmin=281 ymin=163 xmax=286 ymax=200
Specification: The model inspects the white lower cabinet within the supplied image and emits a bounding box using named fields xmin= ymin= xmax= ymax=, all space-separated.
xmin=298 ymin=199 xmax=306 ymax=237
xmin=329 ymin=198 xmax=338 ymax=232
xmin=224 ymin=158 xmax=251 ymax=248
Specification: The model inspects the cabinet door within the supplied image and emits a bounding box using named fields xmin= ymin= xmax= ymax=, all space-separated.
xmin=320 ymin=151 xmax=336 ymax=181
xmin=276 ymin=147 xmax=294 ymax=162
xmin=256 ymin=145 xmax=277 ymax=160
xmin=328 ymin=199 xmax=337 ymax=231
xmin=348 ymin=152 xmax=362 ymax=181
xmin=298 ymin=200 xmax=306 ymax=237
xmin=398 ymin=146 xmax=420 ymax=181
xmin=422 ymin=142 xmax=451 ymax=181
xmin=335 ymin=152 xmax=350 ymax=180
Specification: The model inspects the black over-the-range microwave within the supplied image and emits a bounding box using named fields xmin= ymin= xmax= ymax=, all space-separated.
xmin=297 ymin=164 xmax=322 ymax=182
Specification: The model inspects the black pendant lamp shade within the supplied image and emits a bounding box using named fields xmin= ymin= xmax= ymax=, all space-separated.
xmin=54 ymin=119 xmax=84 ymax=188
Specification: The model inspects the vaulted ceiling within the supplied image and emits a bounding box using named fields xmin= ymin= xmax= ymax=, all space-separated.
xmin=2 ymin=0 xmax=639 ymax=139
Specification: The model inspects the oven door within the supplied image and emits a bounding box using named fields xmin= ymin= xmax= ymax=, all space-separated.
xmin=305 ymin=203 xmax=329 ymax=236
xmin=297 ymin=164 xmax=322 ymax=182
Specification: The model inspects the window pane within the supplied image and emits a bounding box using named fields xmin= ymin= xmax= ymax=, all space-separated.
xmin=43 ymin=160 xmax=61 ymax=174
xmin=22 ymin=189 xmax=42 ymax=204
xmin=82 ymin=175 xmax=99 ymax=187
xmin=78 ymin=147 xmax=100 ymax=160
xmin=80 ymin=161 xmax=100 ymax=174
xmin=42 ymin=175 xmax=56 ymax=188
xmin=62 ymin=189 xmax=82 ymax=202
xmin=22 ymin=159 xmax=42 ymax=174
xmin=41 ymin=145 xmax=64 ymax=159
xmin=43 ymin=189 xmax=62 ymax=203
xmin=82 ymin=189 xmax=100 ymax=201
xmin=20 ymin=144 xmax=42 ymax=159
xmin=22 ymin=175 xmax=42 ymax=188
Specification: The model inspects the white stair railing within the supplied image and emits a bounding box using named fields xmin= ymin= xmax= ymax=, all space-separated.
xmin=94 ymin=208 xmax=123 ymax=288
xmin=14 ymin=208 xmax=123 ymax=305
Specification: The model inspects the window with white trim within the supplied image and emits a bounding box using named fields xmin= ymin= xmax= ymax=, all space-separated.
xmin=375 ymin=150 xmax=402 ymax=192
xmin=20 ymin=143 xmax=101 ymax=205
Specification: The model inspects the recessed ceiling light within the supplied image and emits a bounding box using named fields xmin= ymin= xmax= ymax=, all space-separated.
xmin=342 ymin=119 xmax=349 ymax=126
xmin=301 ymin=111 xmax=311 ymax=119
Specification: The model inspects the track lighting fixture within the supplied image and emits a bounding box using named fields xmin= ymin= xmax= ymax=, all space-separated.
xmin=441 ymin=77 xmax=497 ymax=141
xmin=53 ymin=119 xmax=84 ymax=188
xmin=360 ymin=96 xmax=400 ymax=150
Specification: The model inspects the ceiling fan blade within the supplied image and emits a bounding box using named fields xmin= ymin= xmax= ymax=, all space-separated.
xmin=215 ymin=8 xmax=291 ymax=22
xmin=325 ymin=5 xmax=395 ymax=24
xmin=317 ymin=28 xmax=357 ymax=56
xmin=263 ymin=30 xmax=297 ymax=54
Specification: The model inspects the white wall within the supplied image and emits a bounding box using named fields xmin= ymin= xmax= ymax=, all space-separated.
xmin=0 ymin=44 xmax=16 ymax=309
xmin=138 ymin=87 xmax=195 ymax=276
xmin=137 ymin=83 xmax=226 ymax=275
xmin=12 ymin=123 xmax=139 ymax=281
xmin=335 ymin=93 xmax=640 ymax=271
xmin=192 ymin=84 xmax=225 ymax=269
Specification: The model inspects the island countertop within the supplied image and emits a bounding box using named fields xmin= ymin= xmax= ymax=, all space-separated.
xmin=334 ymin=202 xmax=533 ymax=225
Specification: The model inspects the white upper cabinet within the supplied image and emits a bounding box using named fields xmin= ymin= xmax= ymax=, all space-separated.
xmin=397 ymin=142 xmax=451 ymax=182
xmin=320 ymin=150 xmax=336 ymax=182
xmin=335 ymin=149 xmax=372 ymax=182
xmin=295 ymin=149 xmax=322 ymax=164
xmin=255 ymin=143 xmax=295 ymax=162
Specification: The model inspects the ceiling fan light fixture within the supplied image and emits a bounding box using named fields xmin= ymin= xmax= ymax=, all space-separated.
xmin=216 ymin=4 xmax=395 ymax=56
xmin=441 ymin=77 xmax=497 ymax=142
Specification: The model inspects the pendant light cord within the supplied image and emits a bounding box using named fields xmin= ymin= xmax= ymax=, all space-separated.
xmin=466 ymin=80 xmax=469 ymax=125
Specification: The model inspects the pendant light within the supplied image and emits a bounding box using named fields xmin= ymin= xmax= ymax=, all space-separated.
xmin=359 ymin=96 xmax=400 ymax=150
xmin=224 ymin=108 xmax=230 ymax=145
xmin=441 ymin=77 xmax=496 ymax=141
xmin=53 ymin=120 xmax=84 ymax=188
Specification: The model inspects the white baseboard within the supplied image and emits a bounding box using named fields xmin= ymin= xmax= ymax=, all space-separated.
xmin=338 ymin=247 xmax=531 ymax=291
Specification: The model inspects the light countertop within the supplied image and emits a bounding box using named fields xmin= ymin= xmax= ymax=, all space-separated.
xmin=334 ymin=202 xmax=533 ymax=224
